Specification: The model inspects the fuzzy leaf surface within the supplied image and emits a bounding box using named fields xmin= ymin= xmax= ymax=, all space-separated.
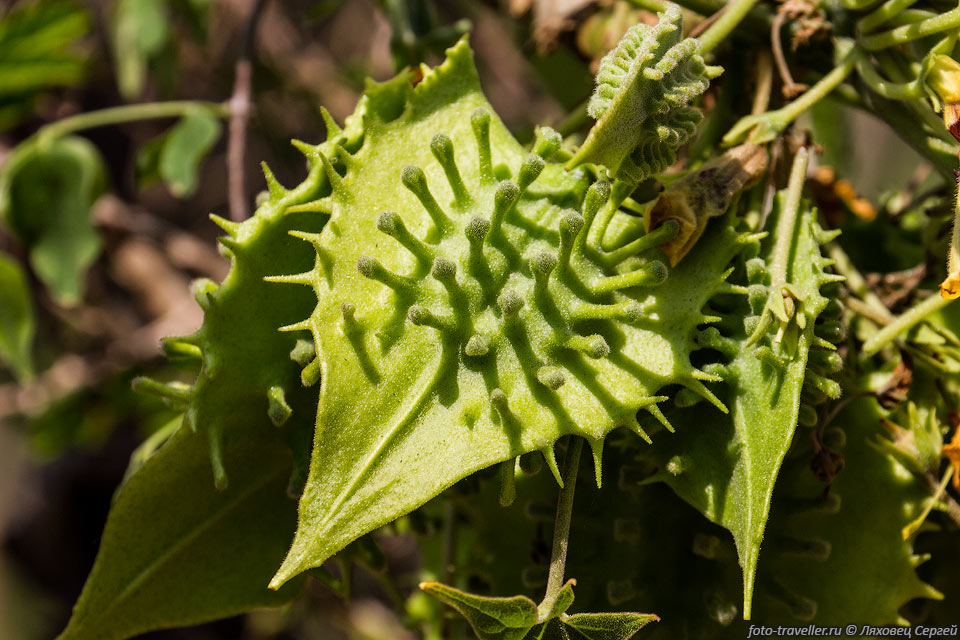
xmin=59 ymin=58 xmax=348 ymax=639
xmin=57 ymin=426 xmax=306 ymax=640
xmin=421 ymin=581 xmax=539 ymax=640
xmin=645 ymin=197 xmax=836 ymax=617
xmin=563 ymin=612 xmax=660 ymax=639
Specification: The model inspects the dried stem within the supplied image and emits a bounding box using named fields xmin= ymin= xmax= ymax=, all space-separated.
xmin=771 ymin=9 xmax=807 ymax=98
xmin=227 ymin=0 xmax=269 ymax=222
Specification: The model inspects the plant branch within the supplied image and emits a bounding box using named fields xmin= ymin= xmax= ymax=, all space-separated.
xmin=858 ymin=0 xmax=920 ymax=33
xmin=697 ymin=0 xmax=760 ymax=54
xmin=860 ymin=6 xmax=960 ymax=50
xmin=227 ymin=0 xmax=269 ymax=222
xmin=771 ymin=10 xmax=807 ymax=98
xmin=34 ymin=101 xmax=230 ymax=144
xmin=540 ymin=437 xmax=583 ymax=614
xmin=853 ymin=50 xmax=925 ymax=99
xmin=724 ymin=43 xmax=857 ymax=145
xmin=862 ymin=292 xmax=956 ymax=355
xmin=751 ymin=50 xmax=774 ymax=115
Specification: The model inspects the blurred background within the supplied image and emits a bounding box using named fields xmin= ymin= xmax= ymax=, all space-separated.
xmin=0 ymin=0 xmax=940 ymax=637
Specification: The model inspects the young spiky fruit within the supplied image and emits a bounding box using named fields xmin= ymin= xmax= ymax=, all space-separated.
xmin=267 ymin=37 xmax=738 ymax=587
xmin=568 ymin=5 xmax=722 ymax=183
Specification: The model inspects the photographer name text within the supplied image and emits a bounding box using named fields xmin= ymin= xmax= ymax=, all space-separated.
xmin=747 ymin=624 xmax=959 ymax=638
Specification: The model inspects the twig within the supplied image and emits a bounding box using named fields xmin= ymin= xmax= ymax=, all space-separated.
xmin=690 ymin=4 xmax=727 ymax=38
xmin=751 ymin=50 xmax=774 ymax=115
xmin=227 ymin=0 xmax=269 ymax=222
xmin=34 ymin=101 xmax=229 ymax=145
xmin=771 ymin=9 xmax=808 ymax=98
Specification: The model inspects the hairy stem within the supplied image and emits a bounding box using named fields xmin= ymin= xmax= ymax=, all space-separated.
xmin=862 ymin=293 xmax=957 ymax=355
xmin=540 ymin=437 xmax=583 ymax=614
xmin=906 ymin=467 xmax=960 ymax=536
xmin=698 ymin=0 xmax=760 ymax=54
xmin=35 ymin=101 xmax=230 ymax=144
xmin=771 ymin=147 xmax=808 ymax=287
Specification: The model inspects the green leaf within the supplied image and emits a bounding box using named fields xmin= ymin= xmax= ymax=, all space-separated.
xmin=563 ymin=612 xmax=660 ymax=640
xmin=540 ymin=579 xmax=576 ymax=621
xmin=420 ymin=581 xmax=539 ymax=640
xmin=111 ymin=0 xmax=169 ymax=98
xmin=645 ymin=189 xmax=840 ymax=617
xmin=58 ymin=424 xmax=306 ymax=640
xmin=158 ymin=106 xmax=221 ymax=197
xmin=0 ymin=251 xmax=35 ymax=381
xmin=0 ymin=0 xmax=90 ymax=127
xmin=0 ymin=135 xmax=106 ymax=306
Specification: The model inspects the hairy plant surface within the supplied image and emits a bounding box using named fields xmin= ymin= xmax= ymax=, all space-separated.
xmin=271 ymin=37 xmax=745 ymax=588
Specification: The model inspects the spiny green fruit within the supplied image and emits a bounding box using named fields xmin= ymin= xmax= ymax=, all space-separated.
xmin=268 ymin=36 xmax=740 ymax=587
xmin=567 ymin=5 xmax=722 ymax=183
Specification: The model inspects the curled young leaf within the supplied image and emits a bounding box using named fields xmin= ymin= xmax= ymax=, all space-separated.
xmin=0 ymin=135 xmax=106 ymax=305
xmin=158 ymin=105 xmax=222 ymax=198
xmin=567 ymin=5 xmax=721 ymax=183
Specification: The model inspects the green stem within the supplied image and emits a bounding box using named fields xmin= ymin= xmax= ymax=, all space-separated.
xmin=825 ymin=243 xmax=895 ymax=323
xmin=34 ymin=101 xmax=230 ymax=145
xmin=556 ymin=101 xmax=590 ymax=137
xmin=723 ymin=45 xmax=857 ymax=145
xmin=622 ymin=0 xmax=669 ymax=12
xmin=873 ymin=51 xmax=954 ymax=139
xmin=540 ymin=437 xmax=583 ymax=614
xmin=858 ymin=0 xmax=920 ymax=33
xmin=860 ymin=6 xmax=960 ymax=50
xmin=771 ymin=147 xmax=808 ymax=285
xmin=853 ymin=49 xmax=925 ymax=98
xmin=862 ymin=293 xmax=957 ymax=355
xmin=886 ymin=8 xmax=936 ymax=26
xmin=697 ymin=0 xmax=760 ymax=54
xmin=843 ymin=0 xmax=883 ymax=11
